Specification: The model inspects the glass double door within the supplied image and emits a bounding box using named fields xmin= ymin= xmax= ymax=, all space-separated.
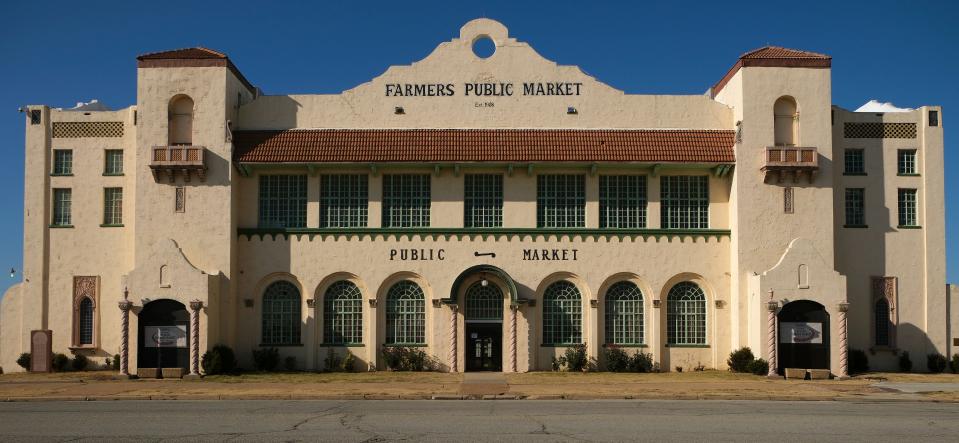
xmin=465 ymin=322 xmax=502 ymax=372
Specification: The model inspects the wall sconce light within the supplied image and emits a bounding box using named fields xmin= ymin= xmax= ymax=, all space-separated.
xmin=306 ymin=299 xmax=316 ymax=309
xmin=394 ymin=106 xmax=405 ymax=115
xmin=9 ymin=268 xmax=15 ymax=278
xmin=567 ymin=106 xmax=578 ymax=115
xmin=714 ymin=300 xmax=725 ymax=309
xmin=652 ymin=299 xmax=662 ymax=308
xmin=368 ymin=299 xmax=378 ymax=308
xmin=480 ymin=272 xmax=489 ymax=287
xmin=589 ymin=299 xmax=598 ymax=308
xmin=431 ymin=299 xmax=443 ymax=308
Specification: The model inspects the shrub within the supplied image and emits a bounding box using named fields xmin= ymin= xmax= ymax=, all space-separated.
xmin=380 ymin=346 xmax=437 ymax=371
xmin=604 ymin=346 xmax=630 ymax=372
xmin=340 ymin=352 xmax=356 ymax=372
xmin=727 ymin=347 xmax=755 ymax=373
xmin=0 ymin=366 xmax=3 ymax=375
xmin=71 ymin=354 xmax=88 ymax=371
xmin=323 ymin=348 xmax=342 ymax=372
xmin=252 ymin=347 xmax=280 ymax=372
xmin=16 ymin=353 xmax=31 ymax=370
xmin=950 ymin=354 xmax=959 ymax=374
xmin=202 ymin=345 xmax=237 ymax=375
xmin=52 ymin=353 xmax=70 ymax=372
xmin=898 ymin=351 xmax=912 ymax=372
xmin=848 ymin=349 xmax=869 ymax=375
xmin=550 ymin=356 xmax=561 ymax=371
xmin=113 ymin=354 xmax=121 ymax=371
xmin=628 ymin=351 xmax=654 ymax=373
xmin=747 ymin=358 xmax=769 ymax=376
xmin=283 ymin=356 xmax=297 ymax=371
xmin=565 ymin=345 xmax=589 ymax=372
xmin=927 ymin=353 xmax=947 ymax=373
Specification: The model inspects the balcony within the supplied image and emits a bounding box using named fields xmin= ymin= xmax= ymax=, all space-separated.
xmin=150 ymin=146 xmax=207 ymax=182
xmin=762 ymin=146 xmax=818 ymax=183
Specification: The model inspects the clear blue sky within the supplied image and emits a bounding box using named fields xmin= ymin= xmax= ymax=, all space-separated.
xmin=0 ymin=0 xmax=955 ymax=299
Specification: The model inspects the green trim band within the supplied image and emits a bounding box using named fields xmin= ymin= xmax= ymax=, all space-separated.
xmin=237 ymin=161 xmax=735 ymax=178
xmin=382 ymin=343 xmax=427 ymax=348
xmin=897 ymin=173 xmax=920 ymax=177
xmin=238 ymin=227 xmax=732 ymax=242
xmin=665 ymin=344 xmax=710 ymax=348
xmin=49 ymin=173 xmax=74 ymax=177
xmin=319 ymin=343 xmax=365 ymax=347
xmin=49 ymin=224 xmax=74 ymax=229
xmin=897 ymin=225 xmax=922 ymax=229
xmin=540 ymin=343 xmax=586 ymax=347
xmin=102 ymin=173 xmax=125 ymax=177
xmin=100 ymin=224 xmax=125 ymax=228
xmin=602 ymin=343 xmax=648 ymax=348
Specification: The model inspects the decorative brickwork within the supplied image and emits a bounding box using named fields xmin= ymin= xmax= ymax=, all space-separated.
xmin=52 ymin=121 xmax=124 ymax=138
xmin=843 ymin=122 xmax=917 ymax=139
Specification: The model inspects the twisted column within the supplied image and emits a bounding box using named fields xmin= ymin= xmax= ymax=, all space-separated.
xmin=189 ymin=300 xmax=203 ymax=376
xmin=510 ymin=305 xmax=518 ymax=372
xmin=838 ymin=302 xmax=850 ymax=378
xmin=448 ymin=304 xmax=458 ymax=373
xmin=118 ymin=294 xmax=133 ymax=376
xmin=766 ymin=298 xmax=778 ymax=378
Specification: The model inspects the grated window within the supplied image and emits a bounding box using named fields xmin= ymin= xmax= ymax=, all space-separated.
xmin=843 ymin=122 xmax=916 ymax=139
xmin=661 ymin=176 xmax=709 ymax=229
xmin=897 ymin=189 xmax=918 ymax=227
xmin=844 ymin=188 xmax=865 ymax=226
xmin=897 ymin=150 xmax=917 ymax=175
xmin=320 ymin=174 xmax=368 ymax=228
xmin=537 ymin=175 xmax=585 ymax=228
xmin=52 ymin=188 xmax=72 ymax=226
xmin=104 ymin=150 xmax=123 ymax=175
xmin=604 ymin=281 xmax=644 ymax=345
xmin=465 ymin=281 xmax=503 ymax=321
xmin=52 ymin=122 xmax=123 ymax=138
xmin=261 ymin=281 xmax=301 ymax=345
xmin=175 ymin=187 xmax=185 ymax=213
xmin=53 ymin=149 xmax=73 ymax=175
xmin=599 ymin=175 xmax=647 ymax=228
xmin=103 ymin=188 xmax=123 ymax=225
xmin=464 ymin=174 xmax=503 ymax=228
xmin=843 ymin=149 xmax=865 ymax=174
xmin=784 ymin=187 xmax=794 ymax=214
xmin=382 ymin=174 xmax=431 ymax=228
xmin=323 ymin=281 xmax=363 ymax=345
xmin=78 ymin=298 xmax=94 ymax=345
xmin=385 ymin=281 xmax=426 ymax=345
xmin=874 ymin=298 xmax=890 ymax=346
xmin=258 ymin=175 xmax=307 ymax=228
xmin=542 ymin=281 xmax=582 ymax=345
xmin=666 ymin=282 xmax=706 ymax=345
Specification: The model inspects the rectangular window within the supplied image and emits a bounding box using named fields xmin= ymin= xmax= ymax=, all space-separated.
xmin=843 ymin=149 xmax=865 ymax=175
xmin=897 ymin=188 xmax=918 ymax=227
xmin=599 ymin=175 xmax=647 ymax=228
xmin=258 ymin=175 xmax=307 ymax=228
xmin=104 ymin=150 xmax=123 ymax=175
xmin=30 ymin=109 xmax=41 ymax=125
xmin=53 ymin=149 xmax=73 ymax=175
xmin=844 ymin=188 xmax=865 ymax=226
xmin=382 ymin=174 xmax=431 ymax=228
xmin=660 ymin=176 xmax=709 ymax=229
xmin=537 ymin=175 xmax=586 ymax=228
xmin=464 ymin=174 xmax=503 ymax=228
xmin=175 ymin=187 xmax=185 ymax=213
xmin=320 ymin=174 xmax=369 ymax=228
xmin=52 ymin=188 xmax=72 ymax=226
xmin=784 ymin=187 xmax=794 ymax=214
xmin=897 ymin=149 xmax=917 ymax=175
xmin=103 ymin=188 xmax=123 ymax=225
xmin=929 ymin=110 xmax=939 ymax=127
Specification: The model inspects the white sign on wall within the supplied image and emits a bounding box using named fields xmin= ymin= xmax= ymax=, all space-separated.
xmin=144 ymin=325 xmax=188 ymax=348
xmin=780 ymin=322 xmax=823 ymax=344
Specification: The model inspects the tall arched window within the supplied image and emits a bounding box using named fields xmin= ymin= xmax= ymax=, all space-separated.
xmin=78 ymin=298 xmax=94 ymax=345
xmin=168 ymin=95 xmax=194 ymax=146
xmin=774 ymin=96 xmax=798 ymax=146
xmin=262 ymin=280 xmax=301 ymax=345
xmin=874 ymin=298 xmax=890 ymax=346
xmin=666 ymin=282 xmax=707 ymax=345
xmin=543 ymin=281 xmax=582 ymax=345
xmin=605 ymin=281 xmax=644 ymax=345
xmin=385 ymin=281 xmax=426 ymax=345
xmin=324 ymin=281 xmax=363 ymax=345
xmin=465 ymin=281 xmax=503 ymax=320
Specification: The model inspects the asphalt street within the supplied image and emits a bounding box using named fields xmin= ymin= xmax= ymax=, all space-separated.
xmin=0 ymin=399 xmax=956 ymax=442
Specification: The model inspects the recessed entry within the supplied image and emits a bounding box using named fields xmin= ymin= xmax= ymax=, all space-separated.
xmin=472 ymin=35 xmax=495 ymax=59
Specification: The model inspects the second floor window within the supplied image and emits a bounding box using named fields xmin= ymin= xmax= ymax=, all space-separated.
xmin=464 ymin=174 xmax=503 ymax=228
xmin=320 ymin=174 xmax=368 ymax=228
xmin=844 ymin=149 xmax=864 ymax=175
xmin=258 ymin=175 xmax=307 ymax=228
xmin=104 ymin=150 xmax=123 ymax=175
xmin=897 ymin=189 xmax=918 ymax=227
xmin=52 ymin=188 xmax=72 ymax=226
xmin=53 ymin=149 xmax=73 ymax=175
xmin=537 ymin=175 xmax=585 ymax=228
xmin=103 ymin=188 xmax=123 ymax=225
xmin=661 ymin=176 xmax=709 ymax=229
xmin=897 ymin=150 xmax=917 ymax=175
xmin=382 ymin=174 xmax=430 ymax=227
xmin=845 ymin=188 xmax=865 ymax=226
xmin=599 ymin=175 xmax=647 ymax=228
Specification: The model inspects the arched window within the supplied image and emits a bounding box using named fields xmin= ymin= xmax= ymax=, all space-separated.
xmin=605 ymin=282 xmax=644 ymax=345
xmin=465 ymin=281 xmax=503 ymax=320
xmin=323 ymin=281 xmax=363 ymax=345
xmin=262 ymin=280 xmax=301 ymax=345
xmin=542 ymin=281 xmax=582 ymax=345
xmin=774 ymin=96 xmax=798 ymax=146
xmin=666 ymin=282 xmax=707 ymax=345
xmin=385 ymin=281 xmax=425 ymax=345
xmin=168 ymin=95 xmax=194 ymax=146
xmin=78 ymin=298 xmax=94 ymax=345
xmin=159 ymin=265 xmax=169 ymax=287
xmin=875 ymin=298 xmax=890 ymax=346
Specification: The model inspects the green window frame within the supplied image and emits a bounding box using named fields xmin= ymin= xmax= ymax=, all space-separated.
xmin=78 ymin=297 xmax=94 ymax=345
xmin=844 ymin=188 xmax=865 ymax=226
xmin=844 ymin=149 xmax=865 ymax=175
xmin=261 ymin=281 xmax=302 ymax=345
xmin=604 ymin=281 xmax=644 ymax=345
xmin=666 ymin=282 xmax=707 ymax=345
xmin=599 ymin=175 xmax=647 ymax=228
xmin=320 ymin=174 xmax=368 ymax=228
xmin=897 ymin=188 xmax=918 ymax=227
xmin=464 ymin=174 xmax=503 ymax=228
xmin=897 ymin=149 xmax=917 ymax=175
xmin=465 ymin=281 xmax=503 ymax=320
xmin=52 ymin=149 xmax=73 ymax=175
xmin=537 ymin=175 xmax=585 ymax=228
xmin=542 ymin=281 xmax=582 ymax=345
xmin=52 ymin=188 xmax=72 ymax=226
xmin=104 ymin=150 xmax=123 ymax=175
xmin=385 ymin=281 xmax=426 ymax=345
xmin=258 ymin=175 xmax=307 ymax=228
xmin=382 ymin=174 xmax=431 ymax=228
xmin=661 ymin=176 xmax=709 ymax=229
xmin=103 ymin=188 xmax=123 ymax=225
xmin=323 ymin=281 xmax=363 ymax=345
xmin=874 ymin=298 xmax=890 ymax=347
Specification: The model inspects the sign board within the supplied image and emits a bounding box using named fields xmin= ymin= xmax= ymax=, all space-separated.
xmin=30 ymin=330 xmax=52 ymax=372
xmin=780 ymin=322 xmax=823 ymax=344
xmin=144 ymin=325 xmax=188 ymax=348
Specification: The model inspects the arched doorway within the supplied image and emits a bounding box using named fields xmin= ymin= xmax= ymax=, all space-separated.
xmin=464 ymin=280 xmax=504 ymax=371
xmin=777 ymin=300 xmax=829 ymax=374
xmin=137 ymin=299 xmax=189 ymax=375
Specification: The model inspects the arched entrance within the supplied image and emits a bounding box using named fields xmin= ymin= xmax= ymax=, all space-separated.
xmin=464 ymin=281 xmax=503 ymax=371
xmin=777 ymin=300 xmax=830 ymax=374
xmin=137 ymin=299 xmax=189 ymax=375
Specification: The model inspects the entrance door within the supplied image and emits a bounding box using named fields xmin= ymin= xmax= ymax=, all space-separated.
xmin=777 ymin=300 xmax=830 ymax=374
xmin=137 ymin=299 xmax=190 ymax=374
xmin=464 ymin=281 xmax=504 ymax=372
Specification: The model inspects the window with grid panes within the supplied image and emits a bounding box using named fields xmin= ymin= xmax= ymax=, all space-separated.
xmin=666 ymin=282 xmax=706 ymax=345
xmin=537 ymin=175 xmax=585 ymax=228
xmin=320 ymin=174 xmax=368 ymax=228
xmin=542 ymin=281 xmax=582 ymax=345
xmin=875 ymin=298 xmax=890 ymax=346
xmin=382 ymin=174 xmax=431 ymax=228
xmin=660 ymin=176 xmax=709 ymax=229
xmin=897 ymin=189 xmax=918 ymax=227
xmin=52 ymin=188 xmax=72 ymax=226
xmin=385 ymin=281 xmax=426 ymax=344
xmin=323 ymin=281 xmax=363 ymax=345
xmin=258 ymin=175 xmax=307 ymax=228
xmin=897 ymin=150 xmax=917 ymax=175
xmin=604 ymin=281 xmax=644 ymax=345
xmin=465 ymin=281 xmax=503 ymax=320
xmin=104 ymin=150 xmax=123 ymax=175
xmin=103 ymin=188 xmax=123 ymax=225
xmin=78 ymin=298 xmax=94 ymax=345
xmin=53 ymin=149 xmax=72 ymax=175
xmin=845 ymin=188 xmax=865 ymax=226
xmin=261 ymin=281 xmax=301 ymax=345
xmin=464 ymin=174 xmax=503 ymax=228
xmin=599 ymin=175 xmax=647 ymax=228
xmin=844 ymin=149 xmax=865 ymax=174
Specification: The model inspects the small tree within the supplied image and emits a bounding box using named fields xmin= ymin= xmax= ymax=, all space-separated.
xmin=747 ymin=358 xmax=769 ymax=375
xmin=340 ymin=352 xmax=356 ymax=372
xmin=252 ymin=347 xmax=280 ymax=372
xmin=727 ymin=347 xmax=755 ymax=373
xmin=927 ymin=353 xmax=947 ymax=373
xmin=898 ymin=351 xmax=913 ymax=372
xmin=51 ymin=353 xmax=70 ymax=372
xmin=202 ymin=345 xmax=237 ymax=375
xmin=16 ymin=353 xmax=31 ymax=370
xmin=848 ymin=349 xmax=869 ymax=375
xmin=71 ymin=354 xmax=89 ymax=371
xmin=604 ymin=346 xmax=630 ymax=372
xmin=950 ymin=354 xmax=959 ymax=374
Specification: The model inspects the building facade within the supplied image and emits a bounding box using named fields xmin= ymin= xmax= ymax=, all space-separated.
xmin=1 ymin=19 xmax=953 ymax=375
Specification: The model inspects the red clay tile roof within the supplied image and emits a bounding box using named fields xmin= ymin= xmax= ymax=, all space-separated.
xmin=712 ymin=46 xmax=832 ymax=97
xmin=233 ymin=129 xmax=735 ymax=163
xmin=739 ymin=46 xmax=830 ymax=60
xmin=136 ymin=47 xmax=227 ymax=60
xmin=136 ymin=47 xmax=254 ymax=93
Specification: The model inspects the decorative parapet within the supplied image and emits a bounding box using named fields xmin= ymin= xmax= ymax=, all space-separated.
xmin=236 ymin=227 xmax=732 ymax=242
xmin=762 ymin=146 xmax=818 ymax=183
xmin=150 ymin=146 xmax=207 ymax=182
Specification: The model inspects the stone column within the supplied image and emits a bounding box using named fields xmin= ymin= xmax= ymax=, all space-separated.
xmin=510 ymin=305 xmax=518 ymax=372
xmin=118 ymin=293 xmax=133 ymax=377
xmin=766 ymin=297 xmax=778 ymax=378
xmin=188 ymin=300 xmax=203 ymax=377
xmin=837 ymin=302 xmax=850 ymax=379
xmin=448 ymin=304 xmax=458 ymax=373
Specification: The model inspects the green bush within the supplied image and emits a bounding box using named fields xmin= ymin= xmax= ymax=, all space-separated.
xmin=51 ymin=353 xmax=70 ymax=372
xmin=628 ymin=351 xmax=654 ymax=373
xmin=927 ymin=353 xmax=947 ymax=373
xmin=323 ymin=348 xmax=342 ymax=371
xmin=71 ymin=354 xmax=88 ymax=371
xmin=563 ymin=344 xmax=589 ymax=372
xmin=284 ymin=356 xmax=297 ymax=371
xmin=898 ymin=351 xmax=912 ymax=372
xmin=950 ymin=354 xmax=959 ymax=374
xmin=848 ymin=349 xmax=869 ymax=375
xmin=252 ymin=347 xmax=280 ymax=372
xmin=380 ymin=346 xmax=437 ymax=371
xmin=16 ymin=353 xmax=31 ymax=370
xmin=202 ymin=345 xmax=237 ymax=375
xmin=112 ymin=354 xmax=121 ymax=371
xmin=747 ymin=358 xmax=769 ymax=375
xmin=604 ymin=346 xmax=630 ymax=372
xmin=340 ymin=352 xmax=356 ymax=372
xmin=727 ymin=347 xmax=755 ymax=373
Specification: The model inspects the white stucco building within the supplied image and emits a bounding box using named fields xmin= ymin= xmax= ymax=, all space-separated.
xmin=1 ymin=19 xmax=953 ymax=376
